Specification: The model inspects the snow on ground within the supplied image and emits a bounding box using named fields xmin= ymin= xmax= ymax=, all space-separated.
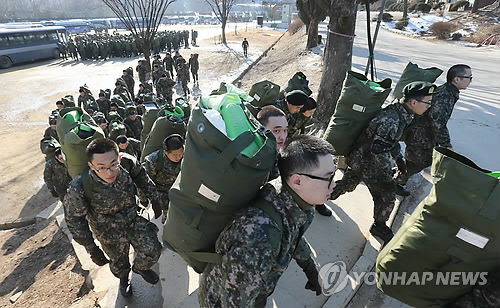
xmin=382 ymin=14 xmax=452 ymax=35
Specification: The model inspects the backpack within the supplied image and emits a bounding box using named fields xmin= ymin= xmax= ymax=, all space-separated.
xmin=162 ymin=94 xmax=276 ymax=273
xmin=140 ymin=101 xmax=160 ymax=151
xmin=108 ymin=120 xmax=127 ymax=142
xmin=323 ymin=71 xmax=393 ymax=156
xmin=56 ymin=107 xmax=105 ymax=178
xmin=376 ymin=147 xmax=500 ymax=307
xmin=392 ymin=62 xmax=443 ymax=100
xmin=248 ymin=80 xmax=281 ymax=108
xmin=277 ymin=72 xmax=312 ymax=101
xmin=61 ymin=95 xmax=75 ymax=107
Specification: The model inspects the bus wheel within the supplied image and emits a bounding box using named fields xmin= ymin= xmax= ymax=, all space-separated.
xmin=0 ymin=56 xmax=12 ymax=69
xmin=52 ymin=49 xmax=60 ymax=59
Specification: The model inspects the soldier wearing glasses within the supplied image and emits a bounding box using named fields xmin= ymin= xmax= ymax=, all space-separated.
xmin=63 ymin=138 xmax=163 ymax=297
xmin=397 ymin=64 xmax=473 ymax=188
xmin=330 ymin=81 xmax=437 ymax=243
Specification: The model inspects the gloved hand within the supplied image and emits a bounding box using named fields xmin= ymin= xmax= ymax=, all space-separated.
xmin=151 ymin=199 xmax=162 ymax=219
xmin=395 ymin=157 xmax=407 ymax=174
xmin=87 ymin=244 xmax=109 ymax=266
xmin=50 ymin=190 xmax=59 ymax=198
xmin=304 ymin=266 xmax=322 ymax=296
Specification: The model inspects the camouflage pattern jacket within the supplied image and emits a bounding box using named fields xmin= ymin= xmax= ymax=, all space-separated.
xmin=124 ymin=115 xmax=143 ymax=140
xmin=348 ymin=102 xmax=414 ymax=179
xmin=63 ymin=153 xmax=158 ymax=248
xmin=44 ymin=127 xmax=59 ymax=141
xmin=199 ymin=178 xmax=316 ymax=307
xmin=43 ymin=158 xmax=71 ymax=197
xmin=143 ymin=149 xmax=181 ymax=194
xmin=156 ymin=78 xmax=176 ymax=98
xmin=405 ymin=82 xmax=460 ymax=149
xmin=287 ymin=113 xmax=312 ymax=138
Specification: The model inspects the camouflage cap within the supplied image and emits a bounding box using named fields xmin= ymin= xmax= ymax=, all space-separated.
xmin=403 ymin=81 xmax=437 ymax=99
xmin=285 ymin=89 xmax=308 ymax=106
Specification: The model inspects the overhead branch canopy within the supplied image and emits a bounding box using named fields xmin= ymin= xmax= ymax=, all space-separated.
xmin=205 ymin=0 xmax=236 ymax=44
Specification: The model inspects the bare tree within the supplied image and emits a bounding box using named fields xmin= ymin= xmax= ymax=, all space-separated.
xmin=205 ymin=0 xmax=236 ymax=44
xmin=296 ymin=0 xmax=328 ymax=49
xmin=101 ymin=0 xmax=176 ymax=71
xmin=313 ymin=0 xmax=358 ymax=131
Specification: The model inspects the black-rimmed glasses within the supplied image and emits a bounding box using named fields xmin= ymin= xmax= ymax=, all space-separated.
xmin=91 ymin=162 xmax=120 ymax=173
xmin=458 ymin=76 xmax=473 ymax=80
xmin=415 ymin=99 xmax=432 ymax=105
xmin=297 ymin=173 xmax=335 ymax=187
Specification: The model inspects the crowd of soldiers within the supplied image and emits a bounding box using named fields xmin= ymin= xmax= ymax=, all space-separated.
xmin=40 ymin=62 xmax=497 ymax=307
xmin=60 ymin=29 xmax=198 ymax=61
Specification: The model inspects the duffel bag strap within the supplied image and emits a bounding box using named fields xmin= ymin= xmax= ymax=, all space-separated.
xmin=219 ymin=130 xmax=255 ymax=169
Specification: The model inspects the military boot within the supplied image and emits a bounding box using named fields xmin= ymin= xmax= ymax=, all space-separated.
xmin=395 ymin=184 xmax=411 ymax=197
xmin=132 ymin=266 xmax=159 ymax=284
xmin=119 ymin=277 xmax=132 ymax=297
xmin=316 ymin=204 xmax=332 ymax=216
xmin=369 ymin=222 xmax=394 ymax=243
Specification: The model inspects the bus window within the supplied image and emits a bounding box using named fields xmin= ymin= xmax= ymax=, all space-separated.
xmin=35 ymin=32 xmax=48 ymax=42
xmin=47 ymin=32 xmax=58 ymax=40
xmin=0 ymin=35 xmax=8 ymax=48
xmin=8 ymin=34 xmax=24 ymax=45
xmin=24 ymin=33 xmax=36 ymax=44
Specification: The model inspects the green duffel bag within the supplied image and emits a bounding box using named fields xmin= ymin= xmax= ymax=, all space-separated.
xmin=248 ymin=80 xmax=281 ymax=108
xmin=61 ymin=95 xmax=75 ymax=107
xmin=140 ymin=101 xmax=160 ymax=151
xmin=277 ymin=72 xmax=312 ymax=101
xmin=376 ymin=147 xmax=500 ymax=307
xmin=40 ymin=137 xmax=61 ymax=161
xmin=140 ymin=113 xmax=186 ymax=162
xmin=211 ymin=82 xmax=254 ymax=102
xmin=56 ymin=107 xmax=105 ymax=178
xmin=163 ymin=102 xmax=276 ymax=273
xmin=392 ymin=62 xmax=443 ymax=100
xmin=108 ymin=120 xmax=127 ymax=142
xmin=323 ymin=71 xmax=392 ymax=156
xmin=175 ymin=97 xmax=191 ymax=123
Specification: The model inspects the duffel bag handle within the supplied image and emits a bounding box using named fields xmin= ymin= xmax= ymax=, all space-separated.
xmin=219 ymin=130 xmax=255 ymax=170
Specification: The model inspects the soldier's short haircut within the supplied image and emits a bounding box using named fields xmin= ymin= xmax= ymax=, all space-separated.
xmin=257 ymin=105 xmax=286 ymax=126
xmin=87 ymin=138 xmax=119 ymax=162
xmin=116 ymin=135 xmax=128 ymax=144
xmin=301 ymin=97 xmax=317 ymax=112
xmin=163 ymin=134 xmax=184 ymax=152
xmin=56 ymin=100 xmax=64 ymax=106
xmin=447 ymin=64 xmax=471 ymax=83
xmin=278 ymin=135 xmax=335 ymax=180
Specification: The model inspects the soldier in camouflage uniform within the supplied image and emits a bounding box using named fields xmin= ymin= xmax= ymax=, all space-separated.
xmin=397 ymin=64 xmax=473 ymax=189
xmin=199 ymin=135 xmax=336 ymax=307
xmin=143 ymin=134 xmax=184 ymax=223
xmin=78 ymin=86 xmax=95 ymax=114
xmin=63 ymin=138 xmax=163 ymax=297
xmin=151 ymin=64 xmax=163 ymax=85
xmin=329 ymin=82 xmax=436 ymax=243
xmin=44 ymin=148 xmax=71 ymax=201
xmin=163 ymin=52 xmax=175 ymax=79
xmin=155 ymin=73 xmax=176 ymax=104
xmin=44 ymin=115 xmax=59 ymax=141
xmin=123 ymin=106 xmax=143 ymax=141
xmin=287 ymin=97 xmax=317 ymax=138
xmin=273 ymin=90 xmax=308 ymax=123
xmin=136 ymin=60 xmax=148 ymax=84
xmin=96 ymin=92 xmax=111 ymax=116
xmin=122 ymin=69 xmax=135 ymax=100
xmin=116 ymin=135 xmax=141 ymax=159
xmin=177 ymin=61 xmax=190 ymax=97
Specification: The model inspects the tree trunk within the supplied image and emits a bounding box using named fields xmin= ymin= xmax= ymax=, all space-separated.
xmin=403 ymin=0 xmax=408 ymax=20
xmin=314 ymin=3 xmax=358 ymax=130
xmin=306 ymin=17 xmax=319 ymax=49
xmin=143 ymin=40 xmax=152 ymax=81
xmin=221 ymin=19 xmax=227 ymax=44
xmin=471 ymin=0 xmax=480 ymax=13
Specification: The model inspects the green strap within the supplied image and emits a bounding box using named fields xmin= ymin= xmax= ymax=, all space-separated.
xmin=81 ymin=168 xmax=92 ymax=201
xmin=254 ymin=199 xmax=283 ymax=253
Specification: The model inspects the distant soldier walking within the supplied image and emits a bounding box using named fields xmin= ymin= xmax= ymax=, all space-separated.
xmin=242 ymin=38 xmax=249 ymax=57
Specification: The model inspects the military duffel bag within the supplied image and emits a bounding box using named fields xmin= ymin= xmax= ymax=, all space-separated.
xmin=392 ymin=62 xmax=443 ymax=100
xmin=40 ymin=137 xmax=61 ymax=161
xmin=56 ymin=107 xmax=105 ymax=178
xmin=376 ymin=147 xmax=500 ymax=307
xmin=248 ymin=80 xmax=280 ymax=108
xmin=163 ymin=97 xmax=276 ymax=273
xmin=323 ymin=71 xmax=392 ymax=156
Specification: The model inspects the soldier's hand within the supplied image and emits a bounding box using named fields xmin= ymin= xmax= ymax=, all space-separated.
xmin=305 ymin=280 xmax=322 ymax=296
xmin=50 ymin=190 xmax=59 ymax=198
xmin=151 ymin=199 xmax=162 ymax=219
xmin=88 ymin=245 xmax=109 ymax=266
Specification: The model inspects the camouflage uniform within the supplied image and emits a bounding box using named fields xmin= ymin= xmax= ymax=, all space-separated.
xmin=44 ymin=127 xmax=59 ymax=141
xmin=122 ymin=74 xmax=135 ymax=99
xmin=398 ymin=82 xmax=460 ymax=185
xmin=96 ymin=98 xmax=111 ymax=116
xmin=143 ymin=149 xmax=181 ymax=211
xmin=124 ymin=115 xmax=143 ymax=141
xmin=156 ymin=77 xmax=176 ymax=104
xmin=449 ymin=272 xmax=500 ymax=308
xmin=331 ymin=102 xmax=414 ymax=224
xmin=273 ymin=99 xmax=292 ymax=122
xmin=63 ymin=153 xmax=162 ymax=279
xmin=136 ymin=62 xmax=148 ymax=84
xmin=119 ymin=137 xmax=141 ymax=159
xmin=43 ymin=158 xmax=71 ymax=201
xmin=199 ymin=178 xmax=317 ymax=308
xmin=163 ymin=55 xmax=174 ymax=79
xmin=287 ymin=113 xmax=312 ymax=138
xmin=178 ymin=63 xmax=190 ymax=97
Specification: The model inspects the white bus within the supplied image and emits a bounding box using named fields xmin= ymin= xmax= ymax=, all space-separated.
xmin=0 ymin=26 xmax=67 ymax=69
